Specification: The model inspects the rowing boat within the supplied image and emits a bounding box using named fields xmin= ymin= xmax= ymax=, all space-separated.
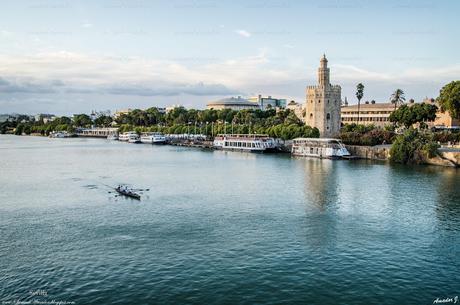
xmin=115 ymin=185 xmax=141 ymax=200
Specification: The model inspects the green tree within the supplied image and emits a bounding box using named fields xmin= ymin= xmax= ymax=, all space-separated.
xmin=14 ymin=124 xmax=25 ymax=135
xmin=389 ymin=103 xmax=438 ymax=128
xmin=355 ymin=83 xmax=364 ymax=123
xmin=390 ymin=89 xmax=406 ymax=112
xmin=390 ymin=128 xmax=439 ymax=164
xmin=73 ymin=114 xmax=92 ymax=127
xmin=58 ymin=116 xmax=72 ymax=125
xmin=94 ymin=115 xmax=113 ymax=127
xmin=436 ymin=80 xmax=460 ymax=119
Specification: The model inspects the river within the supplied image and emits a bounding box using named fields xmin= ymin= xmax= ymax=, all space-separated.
xmin=0 ymin=135 xmax=459 ymax=305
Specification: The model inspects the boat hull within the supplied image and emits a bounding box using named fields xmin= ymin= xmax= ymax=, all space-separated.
xmin=115 ymin=189 xmax=141 ymax=200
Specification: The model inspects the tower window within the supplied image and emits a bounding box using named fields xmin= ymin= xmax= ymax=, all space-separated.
xmin=327 ymin=100 xmax=329 ymax=104
xmin=310 ymin=113 xmax=313 ymax=118
xmin=318 ymin=100 xmax=321 ymax=103
xmin=327 ymin=113 xmax=331 ymax=120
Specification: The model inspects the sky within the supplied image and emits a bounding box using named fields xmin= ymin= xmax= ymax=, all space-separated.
xmin=0 ymin=0 xmax=459 ymax=115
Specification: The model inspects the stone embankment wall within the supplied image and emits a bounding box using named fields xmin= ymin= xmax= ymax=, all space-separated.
xmin=345 ymin=145 xmax=460 ymax=167
xmin=345 ymin=145 xmax=390 ymax=161
xmin=428 ymin=149 xmax=460 ymax=167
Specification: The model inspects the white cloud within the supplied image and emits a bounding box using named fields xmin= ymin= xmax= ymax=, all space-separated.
xmin=81 ymin=22 xmax=93 ymax=28
xmin=0 ymin=50 xmax=457 ymax=110
xmin=235 ymin=29 xmax=251 ymax=38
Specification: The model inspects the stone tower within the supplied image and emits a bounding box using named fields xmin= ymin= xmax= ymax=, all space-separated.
xmin=305 ymin=54 xmax=342 ymax=137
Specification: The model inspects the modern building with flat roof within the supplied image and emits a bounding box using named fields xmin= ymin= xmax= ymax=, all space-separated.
xmin=206 ymin=96 xmax=259 ymax=111
xmin=247 ymin=95 xmax=286 ymax=110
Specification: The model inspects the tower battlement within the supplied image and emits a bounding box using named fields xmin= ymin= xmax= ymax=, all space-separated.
xmin=303 ymin=55 xmax=342 ymax=138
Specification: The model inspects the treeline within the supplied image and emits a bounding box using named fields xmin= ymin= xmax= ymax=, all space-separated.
xmin=2 ymin=107 xmax=320 ymax=140
xmin=118 ymin=123 xmax=319 ymax=141
xmin=116 ymin=107 xmax=319 ymax=140
xmin=389 ymin=103 xmax=438 ymax=128
xmin=115 ymin=107 xmax=302 ymax=127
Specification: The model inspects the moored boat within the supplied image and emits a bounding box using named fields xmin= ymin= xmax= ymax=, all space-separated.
xmin=213 ymin=134 xmax=277 ymax=152
xmin=291 ymin=138 xmax=350 ymax=159
xmin=140 ymin=132 xmax=167 ymax=144
xmin=107 ymin=133 xmax=119 ymax=140
xmin=119 ymin=131 xmax=140 ymax=143
xmin=49 ymin=131 xmax=73 ymax=138
xmin=128 ymin=133 xmax=141 ymax=143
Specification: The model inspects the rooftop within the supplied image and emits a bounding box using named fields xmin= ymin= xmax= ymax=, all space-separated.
xmin=207 ymin=96 xmax=257 ymax=106
xmin=342 ymin=102 xmax=395 ymax=110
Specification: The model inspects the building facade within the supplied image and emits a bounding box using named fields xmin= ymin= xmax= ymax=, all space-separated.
xmin=206 ymin=96 xmax=260 ymax=111
xmin=247 ymin=95 xmax=286 ymax=110
xmin=305 ymin=55 xmax=342 ymax=137
xmin=423 ymin=98 xmax=460 ymax=129
xmin=341 ymin=98 xmax=460 ymax=129
xmin=287 ymin=101 xmax=306 ymax=123
xmin=341 ymin=101 xmax=395 ymax=128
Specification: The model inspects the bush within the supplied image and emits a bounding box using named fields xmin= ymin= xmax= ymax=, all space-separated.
xmin=390 ymin=129 xmax=439 ymax=164
xmin=340 ymin=128 xmax=395 ymax=146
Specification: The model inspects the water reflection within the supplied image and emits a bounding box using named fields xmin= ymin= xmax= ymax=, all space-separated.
xmin=436 ymin=168 xmax=460 ymax=230
xmin=299 ymin=158 xmax=337 ymax=211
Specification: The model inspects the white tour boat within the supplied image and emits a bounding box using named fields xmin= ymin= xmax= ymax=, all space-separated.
xmin=49 ymin=131 xmax=72 ymax=138
xmin=291 ymin=138 xmax=350 ymax=159
xmin=107 ymin=133 xmax=119 ymax=140
xmin=119 ymin=131 xmax=140 ymax=143
xmin=118 ymin=131 xmax=136 ymax=141
xmin=140 ymin=132 xmax=167 ymax=144
xmin=213 ymin=134 xmax=277 ymax=152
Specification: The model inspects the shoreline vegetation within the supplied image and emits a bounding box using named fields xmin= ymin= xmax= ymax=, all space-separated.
xmin=2 ymin=108 xmax=320 ymax=141
xmin=1 ymin=108 xmax=459 ymax=167
xmin=2 ymin=79 xmax=460 ymax=166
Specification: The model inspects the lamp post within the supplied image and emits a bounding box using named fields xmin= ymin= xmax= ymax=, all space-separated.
xmin=211 ymin=122 xmax=214 ymax=138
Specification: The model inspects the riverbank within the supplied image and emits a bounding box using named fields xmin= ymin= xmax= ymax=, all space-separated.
xmin=345 ymin=144 xmax=460 ymax=167
xmin=4 ymin=134 xmax=460 ymax=167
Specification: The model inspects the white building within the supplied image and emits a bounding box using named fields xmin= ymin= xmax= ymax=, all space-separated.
xmin=206 ymin=96 xmax=259 ymax=111
xmin=247 ymin=95 xmax=286 ymax=110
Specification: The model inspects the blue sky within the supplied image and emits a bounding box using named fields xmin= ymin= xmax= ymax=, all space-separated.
xmin=0 ymin=0 xmax=459 ymax=114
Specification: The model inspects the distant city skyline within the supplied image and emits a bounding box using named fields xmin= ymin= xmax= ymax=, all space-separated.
xmin=0 ymin=0 xmax=459 ymax=114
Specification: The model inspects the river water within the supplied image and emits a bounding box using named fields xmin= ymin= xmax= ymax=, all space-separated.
xmin=0 ymin=135 xmax=459 ymax=305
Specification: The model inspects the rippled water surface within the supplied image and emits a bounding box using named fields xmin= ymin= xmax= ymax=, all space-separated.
xmin=0 ymin=135 xmax=459 ymax=305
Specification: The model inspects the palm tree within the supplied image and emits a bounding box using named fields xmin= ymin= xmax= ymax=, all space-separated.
xmin=355 ymin=83 xmax=364 ymax=123
xmin=390 ymin=89 xmax=406 ymax=112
